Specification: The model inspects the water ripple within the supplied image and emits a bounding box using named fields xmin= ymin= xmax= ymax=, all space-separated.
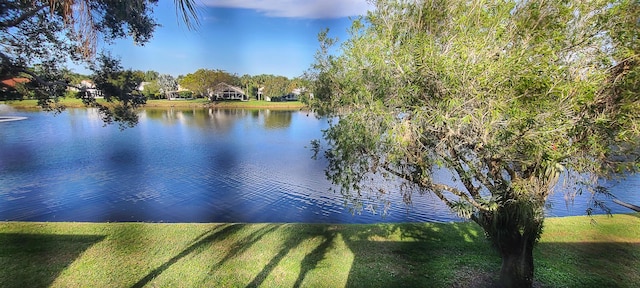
xmin=1 ymin=108 xmax=638 ymax=223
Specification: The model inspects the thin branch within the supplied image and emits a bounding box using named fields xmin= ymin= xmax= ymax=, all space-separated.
xmin=16 ymin=68 xmax=83 ymax=92
xmin=380 ymin=163 xmax=489 ymax=212
xmin=0 ymin=5 xmax=47 ymax=28
xmin=446 ymin=146 xmax=480 ymax=196
xmin=0 ymin=51 xmax=61 ymax=88
xmin=457 ymin=149 xmax=497 ymax=193
xmin=428 ymin=186 xmax=455 ymax=209
xmin=18 ymin=69 xmax=68 ymax=87
xmin=431 ymin=183 xmax=489 ymax=212
xmin=503 ymin=163 xmax=518 ymax=182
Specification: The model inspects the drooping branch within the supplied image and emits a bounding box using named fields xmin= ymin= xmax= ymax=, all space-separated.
xmin=473 ymin=164 xmax=498 ymax=192
xmin=430 ymin=183 xmax=490 ymax=212
xmin=68 ymin=0 xmax=98 ymax=59
xmin=456 ymin=147 xmax=499 ymax=193
xmin=1 ymin=51 xmax=67 ymax=88
xmin=17 ymin=68 xmax=74 ymax=89
xmin=380 ymin=163 xmax=489 ymax=212
xmin=174 ymin=0 xmax=201 ymax=30
xmin=427 ymin=185 xmax=455 ymax=209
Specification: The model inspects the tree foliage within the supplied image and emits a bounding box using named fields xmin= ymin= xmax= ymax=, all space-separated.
xmin=142 ymin=81 xmax=161 ymax=99
xmin=239 ymin=74 xmax=259 ymax=100
xmin=0 ymin=0 xmax=198 ymax=124
xmin=308 ymin=0 xmax=639 ymax=287
xmin=144 ymin=70 xmax=160 ymax=82
xmin=237 ymin=74 xmax=303 ymax=100
xmin=85 ymin=54 xmax=146 ymax=129
xmin=178 ymin=68 xmax=238 ymax=98
xmin=156 ymin=74 xmax=177 ymax=97
xmin=250 ymin=74 xmax=292 ymax=97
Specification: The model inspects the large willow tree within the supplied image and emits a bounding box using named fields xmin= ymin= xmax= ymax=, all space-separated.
xmin=308 ymin=0 xmax=639 ymax=287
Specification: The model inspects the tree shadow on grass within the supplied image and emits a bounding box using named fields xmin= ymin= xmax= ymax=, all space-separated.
xmin=340 ymin=222 xmax=499 ymax=288
xmin=213 ymin=224 xmax=281 ymax=269
xmin=0 ymin=233 xmax=105 ymax=288
xmin=131 ymin=223 xmax=244 ymax=288
xmin=129 ymin=223 xmax=344 ymax=287
xmin=244 ymin=225 xmax=338 ymax=288
xmin=535 ymin=242 xmax=640 ymax=287
xmin=131 ymin=223 xmax=285 ymax=288
xmin=123 ymin=220 xmax=640 ymax=287
xmin=241 ymin=222 xmax=495 ymax=288
xmin=292 ymin=229 xmax=336 ymax=288
xmin=341 ymin=222 xmax=640 ymax=287
xmin=127 ymin=222 xmax=498 ymax=287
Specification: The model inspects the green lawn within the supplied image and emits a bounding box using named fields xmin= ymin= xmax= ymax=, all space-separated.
xmin=1 ymin=98 xmax=305 ymax=109
xmin=1 ymin=98 xmax=91 ymax=109
xmin=0 ymin=214 xmax=638 ymax=287
xmin=146 ymin=99 xmax=305 ymax=109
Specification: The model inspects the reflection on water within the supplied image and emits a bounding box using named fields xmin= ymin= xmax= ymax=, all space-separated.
xmin=0 ymin=105 xmax=638 ymax=223
xmin=263 ymin=110 xmax=293 ymax=129
xmin=143 ymin=108 xmax=294 ymax=131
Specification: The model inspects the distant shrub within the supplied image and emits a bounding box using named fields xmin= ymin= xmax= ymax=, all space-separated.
xmin=179 ymin=91 xmax=193 ymax=98
xmin=64 ymin=90 xmax=78 ymax=98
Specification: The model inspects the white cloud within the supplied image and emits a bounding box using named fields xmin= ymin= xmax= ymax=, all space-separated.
xmin=200 ymin=0 xmax=372 ymax=19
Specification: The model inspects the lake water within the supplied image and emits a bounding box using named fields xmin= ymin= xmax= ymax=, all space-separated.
xmin=0 ymin=105 xmax=638 ymax=223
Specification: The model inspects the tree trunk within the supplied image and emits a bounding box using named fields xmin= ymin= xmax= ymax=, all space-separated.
xmin=472 ymin=199 xmax=543 ymax=288
xmin=498 ymin=237 xmax=534 ymax=288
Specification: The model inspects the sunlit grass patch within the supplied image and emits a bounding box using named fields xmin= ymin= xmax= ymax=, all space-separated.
xmin=0 ymin=214 xmax=638 ymax=287
xmin=2 ymin=98 xmax=305 ymax=110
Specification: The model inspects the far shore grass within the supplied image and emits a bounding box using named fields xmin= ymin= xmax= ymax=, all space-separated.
xmin=1 ymin=214 xmax=638 ymax=287
xmin=1 ymin=98 xmax=306 ymax=110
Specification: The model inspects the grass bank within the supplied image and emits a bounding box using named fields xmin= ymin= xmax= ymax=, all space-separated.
xmin=146 ymin=99 xmax=305 ymax=109
xmin=1 ymin=98 xmax=305 ymax=110
xmin=1 ymin=214 xmax=638 ymax=287
xmin=1 ymin=98 xmax=90 ymax=109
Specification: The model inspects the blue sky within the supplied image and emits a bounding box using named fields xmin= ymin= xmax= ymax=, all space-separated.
xmin=73 ymin=0 xmax=372 ymax=79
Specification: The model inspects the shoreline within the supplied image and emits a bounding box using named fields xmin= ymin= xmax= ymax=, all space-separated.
xmin=1 ymin=99 xmax=306 ymax=110
xmin=1 ymin=213 xmax=634 ymax=224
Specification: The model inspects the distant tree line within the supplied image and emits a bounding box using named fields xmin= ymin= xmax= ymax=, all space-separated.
xmin=177 ymin=69 xmax=309 ymax=100
xmin=12 ymin=68 xmax=308 ymax=102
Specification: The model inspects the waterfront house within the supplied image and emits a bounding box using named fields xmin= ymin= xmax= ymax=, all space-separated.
xmin=210 ymin=82 xmax=248 ymax=101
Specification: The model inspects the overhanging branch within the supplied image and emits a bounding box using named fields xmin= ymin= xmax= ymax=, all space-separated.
xmin=18 ymin=68 xmax=78 ymax=90
xmin=446 ymin=146 xmax=481 ymax=196
xmin=380 ymin=163 xmax=489 ymax=212
xmin=1 ymin=52 xmax=81 ymax=93
xmin=0 ymin=5 xmax=48 ymax=29
xmin=456 ymin=148 xmax=498 ymax=193
xmin=430 ymin=183 xmax=490 ymax=212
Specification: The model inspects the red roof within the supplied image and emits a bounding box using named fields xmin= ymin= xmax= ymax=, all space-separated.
xmin=1 ymin=78 xmax=30 ymax=88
